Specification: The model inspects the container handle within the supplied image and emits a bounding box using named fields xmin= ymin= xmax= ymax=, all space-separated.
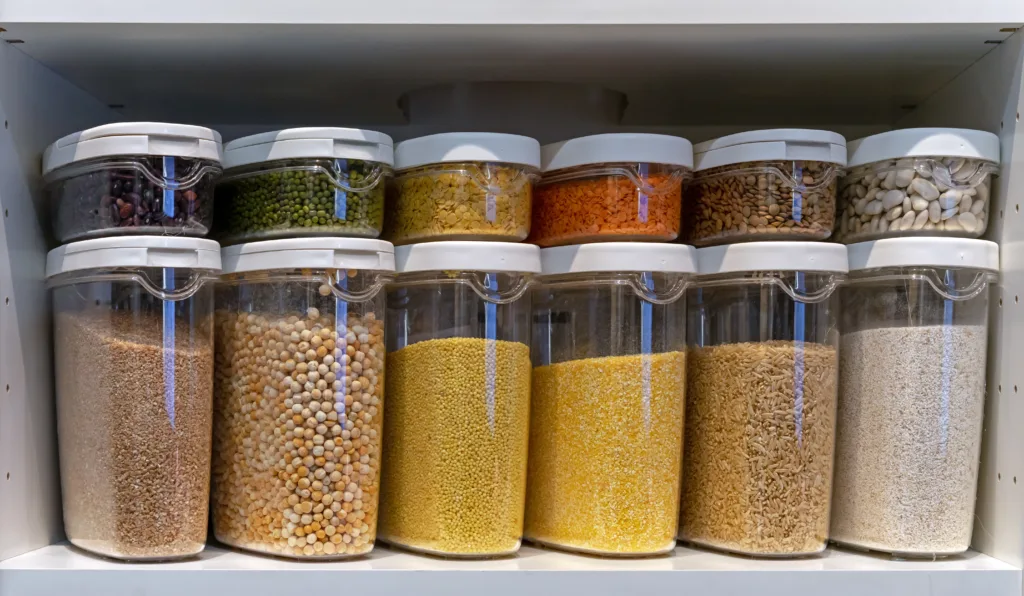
xmin=46 ymin=157 xmax=221 ymax=191
xmin=219 ymin=162 xmax=387 ymax=194
xmin=698 ymin=161 xmax=842 ymax=193
xmin=846 ymin=270 xmax=996 ymax=301
xmin=697 ymin=273 xmax=842 ymax=304
xmin=540 ymin=165 xmax=690 ymax=195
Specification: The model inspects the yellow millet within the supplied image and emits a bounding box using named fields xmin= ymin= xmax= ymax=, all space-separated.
xmin=379 ymin=337 xmax=531 ymax=556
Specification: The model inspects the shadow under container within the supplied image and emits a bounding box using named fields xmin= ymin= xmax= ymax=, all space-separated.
xmin=681 ymin=242 xmax=846 ymax=557
xmin=526 ymin=243 xmax=696 ymax=556
xmin=380 ymin=241 xmax=540 ymax=557
xmin=212 ymin=238 xmax=394 ymax=559
xmin=43 ymin=122 xmax=223 ymax=244
xmin=831 ymin=238 xmax=997 ymax=557
xmin=529 ymin=133 xmax=693 ymax=247
xmin=215 ymin=128 xmax=393 ymax=245
xmin=46 ymin=237 xmax=221 ymax=561
xmin=386 ymin=132 xmax=540 ymax=245
xmin=684 ymin=129 xmax=846 ymax=246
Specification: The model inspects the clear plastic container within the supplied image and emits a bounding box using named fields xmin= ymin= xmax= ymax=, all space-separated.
xmin=212 ymin=238 xmax=394 ymax=559
xmin=835 ymin=129 xmax=1000 ymax=243
xmin=380 ymin=242 xmax=540 ymax=557
xmin=831 ymin=238 xmax=997 ymax=557
xmin=43 ymin=123 xmax=223 ymax=244
xmin=386 ymin=133 xmax=540 ymax=245
xmin=526 ymin=243 xmax=695 ymax=556
xmin=46 ymin=237 xmax=221 ymax=561
xmin=681 ymin=242 xmax=846 ymax=557
xmin=529 ymin=134 xmax=693 ymax=247
xmin=215 ymin=128 xmax=393 ymax=245
xmin=684 ymin=129 xmax=846 ymax=246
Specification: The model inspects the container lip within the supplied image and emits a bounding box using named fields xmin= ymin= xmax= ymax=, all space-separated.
xmin=693 ymin=128 xmax=847 ymax=171
xmin=221 ymin=238 xmax=396 ymax=274
xmin=697 ymin=241 xmax=848 ymax=275
xmin=395 ymin=241 xmax=541 ymax=274
xmin=847 ymin=237 xmax=998 ymax=272
xmin=541 ymin=133 xmax=694 ymax=172
xmin=394 ymin=132 xmax=541 ymax=171
xmin=223 ymin=127 xmax=395 ymax=170
xmin=45 ymin=236 xmax=222 ymax=278
xmin=540 ymin=242 xmax=697 ymax=275
xmin=846 ymin=128 xmax=1000 ymax=168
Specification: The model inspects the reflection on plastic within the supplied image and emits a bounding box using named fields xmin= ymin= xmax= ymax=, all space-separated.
xmin=163 ymin=267 xmax=176 ymax=428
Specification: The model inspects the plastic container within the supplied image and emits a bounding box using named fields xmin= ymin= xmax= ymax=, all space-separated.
xmin=684 ymin=129 xmax=846 ymax=246
xmin=212 ymin=238 xmax=394 ymax=559
xmin=834 ymin=128 xmax=1000 ymax=243
xmin=215 ymin=128 xmax=393 ymax=245
xmin=380 ymin=241 xmax=540 ymax=557
xmin=43 ymin=123 xmax=223 ymax=243
xmin=528 ymin=134 xmax=693 ymax=247
xmin=830 ymin=238 xmax=997 ymax=557
xmin=46 ymin=237 xmax=221 ymax=561
xmin=526 ymin=243 xmax=695 ymax=556
xmin=681 ymin=242 xmax=846 ymax=557
xmin=386 ymin=133 xmax=540 ymax=245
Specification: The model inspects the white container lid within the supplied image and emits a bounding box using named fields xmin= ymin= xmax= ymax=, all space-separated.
xmin=223 ymin=127 xmax=394 ymax=170
xmin=541 ymin=243 xmax=697 ymax=275
xmin=541 ymin=133 xmax=694 ymax=172
xmin=847 ymin=237 xmax=998 ymax=272
xmin=846 ymin=128 xmax=1000 ymax=168
xmin=46 ymin=236 xmax=222 ymax=278
xmin=697 ymin=242 xmax=848 ymax=275
xmin=395 ymin=241 xmax=541 ymax=274
xmin=43 ymin=122 xmax=223 ymax=176
xmin=221 ymin=238 xmax=395 ymax=274
xmin=694 ymin=129 xmax=847 ymax=172
xmin=394 ymin=132 xmax=541 ymax=171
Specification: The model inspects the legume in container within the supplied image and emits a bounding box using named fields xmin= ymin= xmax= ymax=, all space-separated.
xmin=47 ymin=237 xmax=221 ymax=560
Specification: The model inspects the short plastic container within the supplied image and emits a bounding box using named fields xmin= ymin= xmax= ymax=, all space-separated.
xmin=211 ymin=238 xmax=393 ymax=559
xmin=528 ymin=134 xmax=693 ymax=247
xmin=43 ymin=123 xmax=223 ymax=243
xmin=681 ymin=242 xmax=846 ymax=557
xmin=386 ymin=133 xmax=540 ymax=245
xmin=46 ymin=237 xmax=221 ymax=561
xmin=834 ymin=128 xmax=1000 ymax=243
xmin=830 ymin=238 xmax=997 ymax=557
xmin=380 ymin=242 xmax=540 ymax=557
xmin=526 ymin=243 xmax=695 ymax=556
xmin=215 ymin=128 xmax=393 ymax=245
xmin=683 ymin=129 xmax=846 ymax=246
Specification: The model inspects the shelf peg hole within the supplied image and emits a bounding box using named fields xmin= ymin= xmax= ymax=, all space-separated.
xmin=1015 ymin=385 xmax=1018 ymax=393
xmin=4 ymin=297 xmax=8 ymax=305
xmin=999 ymin=473 xmax=1003 ymax=480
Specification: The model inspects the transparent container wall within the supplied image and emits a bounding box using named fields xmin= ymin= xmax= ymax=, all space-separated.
xmin=529 ymin=163 xmax=689 ymax=247
xmin=835 ymin=157 xmax=997 ymax=243
xmin=681 ymin=271 xmax=840 ymax=557
xmin=684 ymin=160 xmax=838 ymax=246
xmin=381 ymin=271 xmax=532 ymax=557
xmin=51 ymin=267 xmax=215 ymax=561
xmin=212 ymin=268 xmax=388 ymax=559
xmin=215 ymin=158 xmax=389 ymax=245
xmin=831 ymin=266 xmax=993 ymax=556
xmin=526 ymin=272 xmax=687 ymax=556
xmin=46 ymin=156 xmax=221 ymax=244
xmin=386 ymin=162 xmax=536 ymax=245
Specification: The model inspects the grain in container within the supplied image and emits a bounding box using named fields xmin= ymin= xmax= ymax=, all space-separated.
xmin=212 ymin=238 xmax=394 ymax=559
xmin=834 ymin=128 xmax=1000 ymax=243
xmin=526 ymin=243 xmax=695 ymax=556
xmin=528 ymin=134 xmax=693 ymax=247
xmin=684 ymin=129 xmax=846 ymax=246
xmin=380 ymin=242 xmax=539 ymax=557
xmin=43 ymin=123 xmax=223 ymax=244
xmin=47 ymin=237 xmax=221 ymax=560
xmin=386 ymin=133 xmax=540 ymax=245
xmin=831 ymin=238 xmax=996 ymax=557
xmin=681 ymin=242 xmax=845 ymax=557
xmin=215 ymin=128 xmax=393 ymax=245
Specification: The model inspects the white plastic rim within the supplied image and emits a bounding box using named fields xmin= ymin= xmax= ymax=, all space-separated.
xmin=395 ymin=241 xmax=541 ymax=274
xmin=847 ymin=237 xmax=998 ymax=272
xmin=43 ymin=122 xmax=223 ymax=176
xmin=541 ymin=133 xmax=694 ymax=172
xmin=540 ymin=243 xmax=698 ymax=275
xmin=221 ymin=238 xmax=396 ymax=275
xmin=697 ymin=241 xmax=849 ymax=275
xmin=45 ymin=236 xmax=222 ymax=278
xmin=846 ymin=128 xmax=1001 ymax=168
xmin=394 ymin=132 xmax=541 ymax=171
xmin=223 ymin=127 xmax=395 ymax=170
xmin=694 ymin=128 xmax=847 ymax=172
